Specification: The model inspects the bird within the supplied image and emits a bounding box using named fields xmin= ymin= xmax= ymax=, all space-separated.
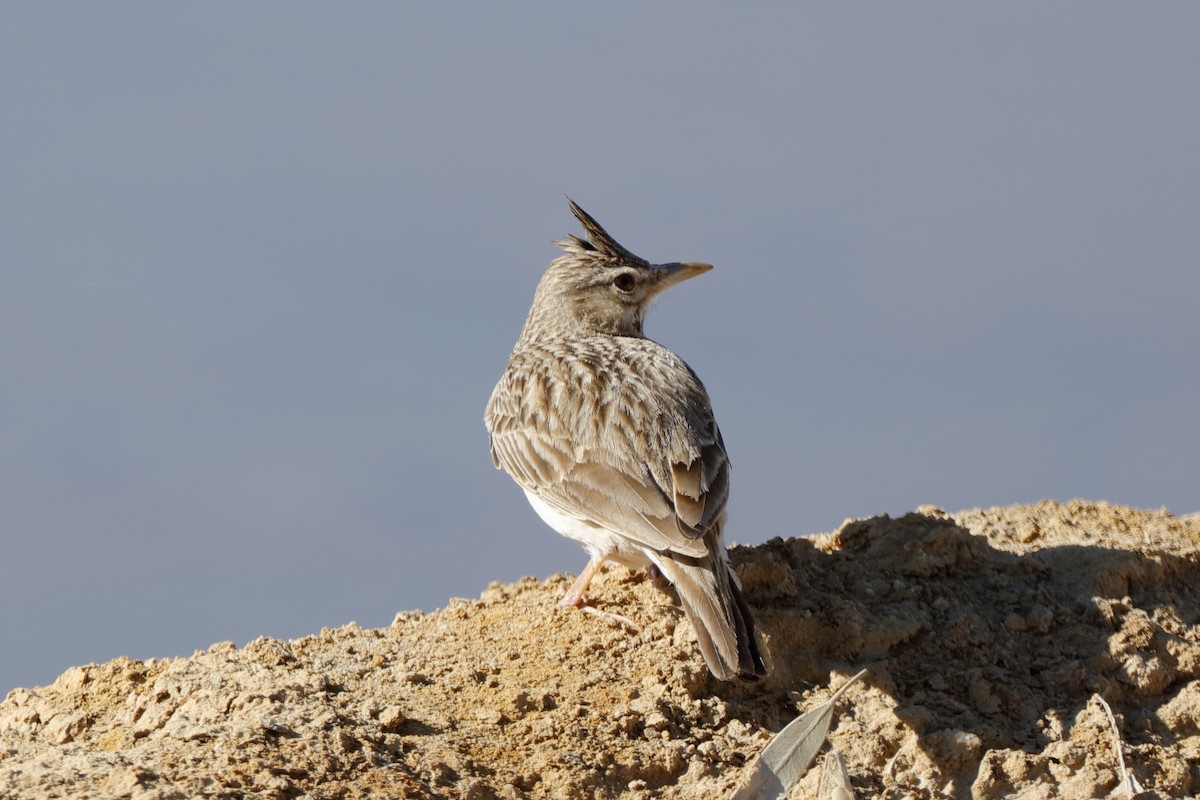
xmin=484 ymin=199 xmax=766 ymax=681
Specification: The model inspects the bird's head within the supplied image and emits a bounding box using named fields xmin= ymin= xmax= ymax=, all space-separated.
xmin=519 ymin=199 xmax=712 ymax=340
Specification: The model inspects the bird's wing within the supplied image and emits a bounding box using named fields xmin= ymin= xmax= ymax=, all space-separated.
xmin=486 ymin=346 xmax=729 ymax=559
xmin=489 ymin=425 xmax=713 ymax=558
xmin=665 ymin=418 xmax=730 ymax=540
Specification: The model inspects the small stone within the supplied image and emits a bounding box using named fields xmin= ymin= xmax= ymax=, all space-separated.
xmin=98 ymin=767 xmax=145 ymax=794
xmin=43 ymin=711 xmax=88 ymax=744
xmin=460 ymin=779 xmax=500 ymax=800
xmin=1026 ymin=605 xmax=1054 ymax=633
xmin=55 ymin=667 xmax=91 ymax=692
xmin=378 ymin=706 xmax=406 ymax=732
xmin=429 ymin=761 xmax=457 ymax=786
xmin=513 ymin=690 xmax=555 ymax=714
xmin=1120 ymin=652 xmax=1174 ymax=697
xmin=475 ymin=707 xmax=505 ymax=725
xmin=968 ymin=677 xmax=1000 ymax=714
xmin=643 ymin=711 xmax=669 ymax=732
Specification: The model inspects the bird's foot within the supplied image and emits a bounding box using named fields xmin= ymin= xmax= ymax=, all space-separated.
xmin=556 ymin=578 xmax=637 ymax=630
xmin=578 ymin=604 xmax=637 ymax=631
xmin=557 ymin=587 xmax=589 ymax=608
xmin=557 ymin=553 xmax=608 ymax=608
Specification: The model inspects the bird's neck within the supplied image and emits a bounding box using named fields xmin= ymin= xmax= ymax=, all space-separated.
xmin=518 ymin=292 xmax=645 ymax=343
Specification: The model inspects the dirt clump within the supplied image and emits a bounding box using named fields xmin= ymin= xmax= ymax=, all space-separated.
xmin=2 ymin=499 xmax=1198 ymax=798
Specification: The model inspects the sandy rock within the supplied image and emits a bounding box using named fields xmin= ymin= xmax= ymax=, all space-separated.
xmin=1 ymin=500 xmax=1198 ymax=798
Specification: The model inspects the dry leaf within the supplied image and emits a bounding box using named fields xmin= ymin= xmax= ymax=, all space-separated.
xmin=1094 ymin=694 xmax=1144 ymax=797
xmin=816 ymin=750 xmax=855 ymax=800
xmin=731 ymin=669 xmax=867 ymax=800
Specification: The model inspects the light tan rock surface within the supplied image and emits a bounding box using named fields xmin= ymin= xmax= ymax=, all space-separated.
xmin=2 ymin=500 xmax=1198 ymax=798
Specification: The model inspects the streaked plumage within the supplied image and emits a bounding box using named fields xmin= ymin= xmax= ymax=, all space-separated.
xmin=485 ymin=200 xmax=766 ymax=681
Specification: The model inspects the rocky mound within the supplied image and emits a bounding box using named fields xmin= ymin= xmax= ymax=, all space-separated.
xmin=2 ymin=500 xmax=1198 ymax=798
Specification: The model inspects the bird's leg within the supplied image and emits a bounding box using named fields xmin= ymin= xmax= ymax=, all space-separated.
xmin=645 ymin=563 xmax=672 ymax=591
xmin=559 ymin=552 xmax=638 ymax=630
xmin=559 ymin=552 xmax=609 ymax=608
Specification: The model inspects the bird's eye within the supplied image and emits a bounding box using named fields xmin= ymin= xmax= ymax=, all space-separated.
xmin=612 ymin=273 xmax=636 ymax=293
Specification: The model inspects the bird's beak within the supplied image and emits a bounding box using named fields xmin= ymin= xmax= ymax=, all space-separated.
xmin=657 ymin=261 xmax=713 ymax=291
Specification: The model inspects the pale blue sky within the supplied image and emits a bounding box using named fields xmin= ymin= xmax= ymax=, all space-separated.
xmin=2 ymin=4 xmax=1197 ymax=693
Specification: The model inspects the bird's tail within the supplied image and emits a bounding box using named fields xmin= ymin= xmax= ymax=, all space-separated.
xmin=654 ymin=549 xmax=767 ymax=681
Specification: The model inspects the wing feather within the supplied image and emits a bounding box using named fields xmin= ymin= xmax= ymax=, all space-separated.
xmin=485 ymin=339 xmax=730 ymax=560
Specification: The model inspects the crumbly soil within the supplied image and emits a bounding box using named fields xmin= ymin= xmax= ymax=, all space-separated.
xmin=2 ymin=500 xmax=1198 ymax=799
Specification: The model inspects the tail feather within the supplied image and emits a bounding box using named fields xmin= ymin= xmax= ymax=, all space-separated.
xmin=654 ymin=551 xmax=766 ymax=681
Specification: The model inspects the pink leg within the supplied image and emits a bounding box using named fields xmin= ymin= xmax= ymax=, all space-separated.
xmin=559 ymin=552 xmax=609 ymax=608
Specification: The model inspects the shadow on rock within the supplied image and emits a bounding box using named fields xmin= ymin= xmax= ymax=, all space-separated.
xmin=719 ymin=509 xmax=1200 ymax=795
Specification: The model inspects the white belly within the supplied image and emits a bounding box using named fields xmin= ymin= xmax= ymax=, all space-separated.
xmin=523 ymin=490 xmax=653 ymax=570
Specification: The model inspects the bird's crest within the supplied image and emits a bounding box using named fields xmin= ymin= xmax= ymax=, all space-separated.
xmin=555 ymin=198 xmax=649 ymax=266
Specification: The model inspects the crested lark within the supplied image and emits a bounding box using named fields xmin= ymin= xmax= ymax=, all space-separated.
xmin=485 ymin=200 xmax=766 ymax=681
